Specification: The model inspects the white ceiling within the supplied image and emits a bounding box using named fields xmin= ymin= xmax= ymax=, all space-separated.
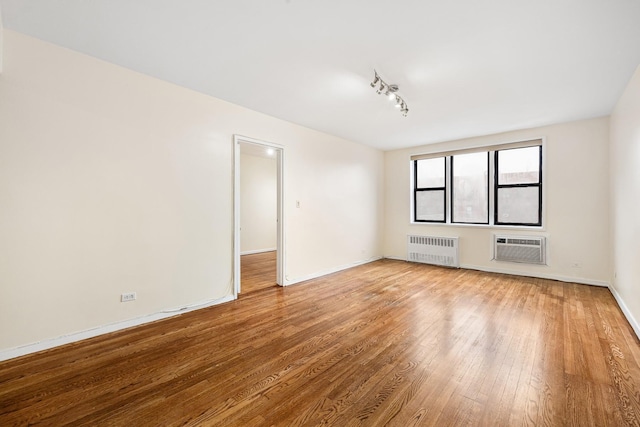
xmin=1 ymin=0 xmax=639 ymax=151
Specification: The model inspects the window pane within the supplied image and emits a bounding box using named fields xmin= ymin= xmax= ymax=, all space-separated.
xmin=452 ymin=152 xmax=488 ymax=223
xmin=497 ymin=187 xmax=540 ymax=224
xmin=416 ymin=190 xmax=445 ymax=221
xmin=497 ymin=146 xmax=540 ymax=184
xmin=416 ymin=157 xmax=445 ymax=188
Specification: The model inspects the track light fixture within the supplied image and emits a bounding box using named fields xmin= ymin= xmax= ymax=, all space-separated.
xmin=370 ymin=70 xmax=409 ymax=116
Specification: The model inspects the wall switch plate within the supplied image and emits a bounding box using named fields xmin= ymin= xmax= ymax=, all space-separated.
xmin=121 ymin=292 xmax=136 ymax=302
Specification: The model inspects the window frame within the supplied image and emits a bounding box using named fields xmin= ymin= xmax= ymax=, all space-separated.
xmin=493 ymin=145 xmax=543 ymax=227
xmin=413 ymin=156 xmax=447 ymax=223
xmin=410 ymin=139 xmax=544 ymax=229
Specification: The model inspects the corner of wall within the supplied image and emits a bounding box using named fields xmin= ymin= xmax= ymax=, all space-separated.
xmin=609 ymin=64 xmax=640 ymax=341
xmin=608 ymin=284 xmax=640 ymax=340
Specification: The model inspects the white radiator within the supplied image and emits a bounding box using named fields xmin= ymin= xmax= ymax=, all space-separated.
xmin=407 ymin=235 xmax=459 ymax=268
xmin=494 ymin=235 xmax=546 ymax=265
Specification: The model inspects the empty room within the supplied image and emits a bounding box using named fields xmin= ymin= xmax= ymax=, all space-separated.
xmin=1 ymin=1 xmax=640 ymax=425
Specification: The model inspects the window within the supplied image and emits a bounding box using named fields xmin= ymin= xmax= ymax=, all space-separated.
xmin=414 ymin=157 xmax=446 ymax=222
xmin=411 ymin=140 xmax=542 ymax=227
xmin=495 ymin=146 xmax=542 ymax=226
xmin=451 ymin=152 xmax=489 ymax=224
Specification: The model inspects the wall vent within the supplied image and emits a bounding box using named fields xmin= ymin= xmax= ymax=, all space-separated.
xmin=494 ymin=235 xmax=546 ymax=265
xmin=407 ymin=235 xmax=459 ymax=268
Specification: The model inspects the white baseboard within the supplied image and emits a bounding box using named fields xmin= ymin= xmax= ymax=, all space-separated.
xmin=0 ymin=294 xmax=235 ymax=362
xmin=5 ymin=259 xmax=635 ymax=362
xmin=385 ymin=256 xmax=610 ymax=287
xmin=285 ymin=256 xmax=383 ymax=286
xmin=459 ymin=263 xmax=610 ymax=288
xmin=240 ymin=248 xmax=277 ymax=255
xmin=608 ymin=285 xmax=640 ymax=340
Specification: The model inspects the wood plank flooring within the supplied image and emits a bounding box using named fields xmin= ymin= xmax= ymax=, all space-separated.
xmin=1 ymin=259 xmax=640 ymax=426
xmin=241 ymin=251 xmax=277 ymax=294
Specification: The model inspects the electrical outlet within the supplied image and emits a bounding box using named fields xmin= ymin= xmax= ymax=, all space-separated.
xmin=121 ymin=292 xmax=136 ymax=302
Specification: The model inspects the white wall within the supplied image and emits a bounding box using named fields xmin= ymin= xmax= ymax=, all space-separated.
xmin=609 ymin=65 xmax=640 ymax=337
xmin=384 ymin=117 xmax=611 ymax=285
xmin=0 ymin=6 xmax=3 ymax=73
xmin=0 ymin=30 xmax=384 ymax=355
xmin=240 ymin=152 xmax=277 ymax=254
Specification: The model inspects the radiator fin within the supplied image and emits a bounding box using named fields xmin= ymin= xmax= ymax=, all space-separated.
xmin=407 ymin=235 xmax=459 ymax=268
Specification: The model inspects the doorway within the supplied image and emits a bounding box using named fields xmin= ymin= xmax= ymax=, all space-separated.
xmin=233 ymin=135 xmax=284 ymax=296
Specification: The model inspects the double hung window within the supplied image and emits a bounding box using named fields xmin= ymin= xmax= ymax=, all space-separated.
xmin=451 ymin=152 xmax=489 ymax=224
xmin=495 ymin=146 xmax=542 ymax=226
xmin=414 ymin=157 xmax=446 ymax=222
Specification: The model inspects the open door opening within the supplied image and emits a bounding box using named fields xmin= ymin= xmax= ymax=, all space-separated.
xmin=233 ymin=135 xmax=284 ymax=297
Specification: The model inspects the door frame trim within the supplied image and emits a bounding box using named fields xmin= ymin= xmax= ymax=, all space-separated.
xmin=233 ymin=135 xmax=285 ymax=297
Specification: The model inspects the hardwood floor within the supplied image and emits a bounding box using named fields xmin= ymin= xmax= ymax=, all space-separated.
xmin=241 ymin=251 xmax=277 ymax=294
xmin=1 ymin=259 xmax=640 ymax=426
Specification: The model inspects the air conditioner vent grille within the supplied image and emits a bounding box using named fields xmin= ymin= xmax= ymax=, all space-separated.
xmin=507 ymin=238 xmax=540 ymax=246
xmin=494 ymin=235 xmax=546 ymax=265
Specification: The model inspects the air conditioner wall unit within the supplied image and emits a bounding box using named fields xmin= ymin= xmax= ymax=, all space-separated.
xmin=494 ymin=235 xmax=546 ymax=265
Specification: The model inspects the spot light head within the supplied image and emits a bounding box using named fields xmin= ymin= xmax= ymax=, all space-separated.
xmin=370 ymin=73 xmax=380 ymax=88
